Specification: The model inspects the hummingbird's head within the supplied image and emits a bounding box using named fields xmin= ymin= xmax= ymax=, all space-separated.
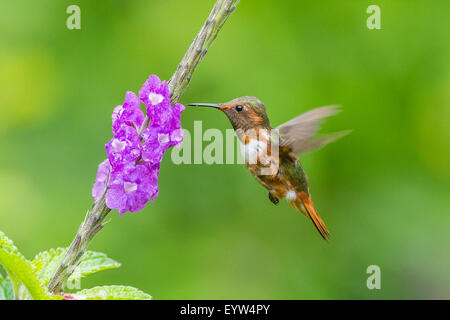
xmin=188 ymin=96 xmax=270 ymax=131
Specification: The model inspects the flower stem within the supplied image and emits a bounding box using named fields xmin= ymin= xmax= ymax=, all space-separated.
xmin=47 ymin=0 xmax=239 ymax=294
xmin=47 ymin=196 xmax=110 ymax=292
xmin=169 ymin=0 xmax=240 ymax=104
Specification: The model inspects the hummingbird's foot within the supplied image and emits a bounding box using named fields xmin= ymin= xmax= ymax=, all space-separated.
xmin=268 ymin=192 xmax=279 ymax=205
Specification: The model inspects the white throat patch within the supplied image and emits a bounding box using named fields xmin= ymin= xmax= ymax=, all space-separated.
xmin=239 ymin=138 xmax=267 ymax=164
xmin=285 ymin=190 xmax=297 ymax=201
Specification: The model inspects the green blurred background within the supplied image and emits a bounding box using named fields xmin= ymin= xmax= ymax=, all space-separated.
xmin=0 ymin=0 xmax=449 ymax=299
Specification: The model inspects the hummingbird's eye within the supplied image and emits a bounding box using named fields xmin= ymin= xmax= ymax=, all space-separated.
xmin=235 ymin=105 xmax=244 ymax=112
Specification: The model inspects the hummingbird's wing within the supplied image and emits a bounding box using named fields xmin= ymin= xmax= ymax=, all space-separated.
xmin=276 ymin=105 xmax=349 ymax=156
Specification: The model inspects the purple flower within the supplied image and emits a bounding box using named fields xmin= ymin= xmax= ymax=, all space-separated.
xmin=144 ymin=162 xmax=160 ymax=202
xmin=92 ymin=159 xmax=111 ymax=201
xmin=105 ymin=164 xmax=158 ymax=214
xmin=139 ymin=75 xmax=172 ymax=127
xmin=169 ymin=103 xmax=185 ymax=147
xmin=139 ymin=75 xmax=169 ymax=107
xmin=105 ymin=125 xmax=141 ymax=171
xmin=112 ymin=91 xmax=144 ymax=134
xmin=92 ymin=74 xmax=184 ymax=215
xmin=170 ymin=127 xmax=184 ymax=147
xmin=140 ymin=127 xmax=171 ymax=164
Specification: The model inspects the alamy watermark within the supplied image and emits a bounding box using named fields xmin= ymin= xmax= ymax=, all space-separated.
xmin=66 ymin=5 xmax=81 ymax=30
xmin=366 ymin=265 xmax=381 ymax=290
xmin=366 ymin=5 xmax=381 ymax=30
xmin=170 ymin=121 xmax=280 ymax=176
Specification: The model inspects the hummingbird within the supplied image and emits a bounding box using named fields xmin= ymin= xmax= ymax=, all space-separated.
xmin=188 ymin=96 xmax=349 ymax=241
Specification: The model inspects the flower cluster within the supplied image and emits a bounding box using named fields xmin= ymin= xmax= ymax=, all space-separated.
xmin=92 ymin=75 xmax=184 ymax=214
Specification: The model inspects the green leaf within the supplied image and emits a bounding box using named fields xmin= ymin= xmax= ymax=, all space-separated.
xmin=0 ymin=271 xmax=14 ymax=300
xmin=33 ymin=248 xmax=65 ymax=285
xmin=0 ymin=231 xmax=56 ymax=300
xmin=33 ymin=248 xmax=121 ymax=285
xmin=76 ymin=285 xmax=152 ymax=300
xmin=73 ymin=251 xmax=121 ymax=281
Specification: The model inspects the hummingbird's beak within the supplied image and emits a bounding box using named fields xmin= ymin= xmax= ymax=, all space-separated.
xmin=187 ymin=103 xmax=220 ymax=109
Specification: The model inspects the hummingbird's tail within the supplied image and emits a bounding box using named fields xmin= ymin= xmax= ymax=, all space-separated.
xmin=294 ymin=192 xmax=330 ymax=241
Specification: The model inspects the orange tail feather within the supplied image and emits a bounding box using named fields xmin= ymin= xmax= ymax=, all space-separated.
xmin=296 ymin=192 xmax=330 ymax=241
